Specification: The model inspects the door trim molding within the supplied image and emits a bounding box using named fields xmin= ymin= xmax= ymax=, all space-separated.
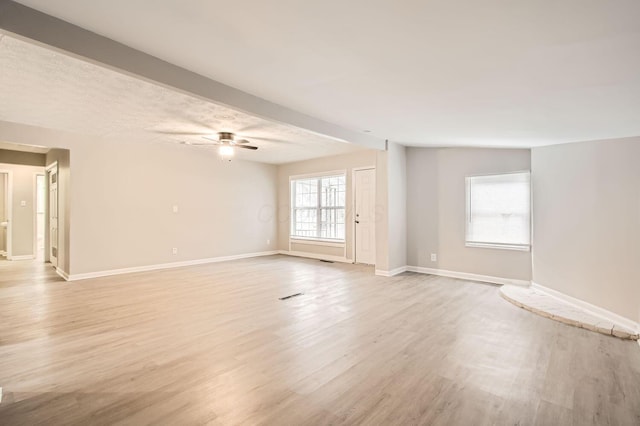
xmin=45 ymin=161 xmax=58 ymax=172
xmin=45 ymin=161 xmax=58 ymax=268
xmin=55 ymin=267 xmax=70 ymax=281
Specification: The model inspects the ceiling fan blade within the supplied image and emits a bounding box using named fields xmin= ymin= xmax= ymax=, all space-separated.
xmin=155 ymin=130 xmax=213 ymax=136
xmin=180 ymin=141 xmax=220 ymax=146
xmin=236 ymin=144 xmax=258 ymax=150
xmin=235 ymin=139 xmax=251 ymax=144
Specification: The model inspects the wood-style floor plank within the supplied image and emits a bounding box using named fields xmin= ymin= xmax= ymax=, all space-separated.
xmin=1 ymin=255 xmax=639 ymax=425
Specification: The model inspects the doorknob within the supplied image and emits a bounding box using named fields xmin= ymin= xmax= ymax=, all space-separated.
xmin=355 ymin=220 xmax=360 ymax=224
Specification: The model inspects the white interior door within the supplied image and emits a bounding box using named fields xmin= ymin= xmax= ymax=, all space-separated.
xmin=48 ymin=166 xmax=58 ymax=267
xmin=354 ymin=168 xmax=376 ymax=265
xmin=0 ymin=171 xmax=10 ymax=258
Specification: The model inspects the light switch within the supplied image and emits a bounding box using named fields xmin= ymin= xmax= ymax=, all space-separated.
xmin=172 ymin=205 xmax=178 ymax=213
xmin=20 ymin=200 xmax=26 ymax=207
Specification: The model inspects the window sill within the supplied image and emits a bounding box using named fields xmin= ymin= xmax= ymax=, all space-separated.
xmin=290 ymin=238 xmax=345 ymax=248
xmin=465 ymin=242 xmax=531 ymax=252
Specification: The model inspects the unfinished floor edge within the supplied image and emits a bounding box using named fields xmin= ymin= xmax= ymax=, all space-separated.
xmin=500 ymin=285 xmax=639 ymax=341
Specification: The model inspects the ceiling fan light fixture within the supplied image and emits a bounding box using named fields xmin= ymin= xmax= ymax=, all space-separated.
xmin=218 ymin=132 xmax=235 ymax=143
xmin=218 ymin=144 xmax=235 ymax=161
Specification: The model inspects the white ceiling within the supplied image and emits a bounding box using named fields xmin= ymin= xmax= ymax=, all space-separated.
xmin=13 ymin=0 xmax=640 ymax=147
xmin=0 ymin=35 xmax=365 ymax=164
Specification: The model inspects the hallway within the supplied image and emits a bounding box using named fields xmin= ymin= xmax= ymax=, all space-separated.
xmin=0 ymin=258 xmax=62 ymax=289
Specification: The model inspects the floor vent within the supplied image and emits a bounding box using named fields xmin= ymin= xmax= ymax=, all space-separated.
xmin=279 ymin=293 xmax=303 ymax=300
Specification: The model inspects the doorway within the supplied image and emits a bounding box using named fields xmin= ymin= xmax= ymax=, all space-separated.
xmin=353 ymin=168 xmax=376 ymax=265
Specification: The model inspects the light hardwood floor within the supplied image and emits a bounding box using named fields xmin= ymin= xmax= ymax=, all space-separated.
xmin=0 ymin=255 xmax=639 ymax=425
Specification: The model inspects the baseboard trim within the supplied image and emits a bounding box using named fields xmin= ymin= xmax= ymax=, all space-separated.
xmin=375 ymin=266 xmax=408 ymax=277
xmin=278 ymin=250 xmax=351 ymax=264
xmin=531 ymin=282 xmax=639 ymax=334
xmin=7 ymin=254 xmax=35 ymax=261
xmin=56 ymin=267 xmax=70 ymax=281
xmin=406 ymin=266 xmax=531 ymax=287
xmin=68 ymin=251 xmax=279 ymax=281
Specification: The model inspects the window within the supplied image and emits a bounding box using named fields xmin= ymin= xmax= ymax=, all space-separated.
xmin=465 ymin=172 xmax=531 ymax=250
xmin=291 ymin=174 xmax=346 ymax=241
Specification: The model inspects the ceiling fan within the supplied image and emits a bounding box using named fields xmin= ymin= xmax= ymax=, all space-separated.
xmin=180 ymin=132 xmax=258 ymax=161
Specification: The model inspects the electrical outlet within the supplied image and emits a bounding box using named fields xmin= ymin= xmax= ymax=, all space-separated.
xmin=172 ymin=205 xmax=178 ymax=213
xmin=172 ymin=248 xmax=178 ymax=255
xmin=430 ymin=253 xmax=437 ymax=262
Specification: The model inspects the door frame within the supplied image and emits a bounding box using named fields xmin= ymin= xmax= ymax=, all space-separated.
xmin=351 ymin=166 xmax=376 ymax=264
xmin=33 ymin=173 xmax=46 ymax=260
xmin=45 ymin=161 xmax=58 ymax=267
xmin=0 ymin=169 xmax=13 ymax=259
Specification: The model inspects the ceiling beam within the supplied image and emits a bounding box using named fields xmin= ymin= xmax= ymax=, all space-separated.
xmin=0 ymin=0 xmax=385 ymax=150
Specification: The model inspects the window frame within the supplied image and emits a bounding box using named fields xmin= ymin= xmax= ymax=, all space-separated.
xmin=289 ymin=170 xmax=347 ymax=244
xmin=465 ymin=171 xmax=532 ymax=252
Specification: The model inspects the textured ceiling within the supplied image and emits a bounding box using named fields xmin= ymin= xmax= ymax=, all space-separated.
xmin=13 ymin=0 xmax=640 ymax=147
xmin=0 ymin=140 xmax=48 ymax=154
xmin=0 ymin=35 xmax=365 ymax=164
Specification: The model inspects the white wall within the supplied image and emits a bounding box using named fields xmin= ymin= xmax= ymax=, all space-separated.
xmin=384 ymin=142 xmax=407 ymax=272
xmin=71 ymin=139 xmax=278 ymax=275
xmin=0 ymin=162 xmax=44 ymax=258
xmin=532 ymin=138 xmax=640 ymax=322
xmin=1 ymin=121 xmax=278 ymax=276
xmin=375 ymin=150 xmax=389 ymax=271
xmin=368 ymin=142 xmax=408 ymax=273
xmin=406 ymin=147 xmax=532 ymax=281
xmin=277 ymin=149 xmax=378 ymax=261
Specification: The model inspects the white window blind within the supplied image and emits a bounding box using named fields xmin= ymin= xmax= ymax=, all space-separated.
xmin=290 ymin=174 xmax=346 ymax=241
xmin=465 ymin=172 xmax=531 ymax=250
